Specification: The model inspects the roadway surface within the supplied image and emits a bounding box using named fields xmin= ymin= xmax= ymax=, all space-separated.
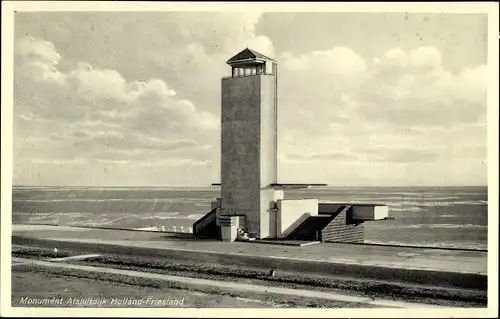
xmin=12 ymin=224 xmax=487 ymax=275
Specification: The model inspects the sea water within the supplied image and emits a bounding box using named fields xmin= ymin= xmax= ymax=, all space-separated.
xmin=12 ymin=186 xmax=487 ymax=250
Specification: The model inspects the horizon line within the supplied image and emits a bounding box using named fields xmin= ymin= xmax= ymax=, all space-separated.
xmin=11 ymin=184 xmax=488 ymax=188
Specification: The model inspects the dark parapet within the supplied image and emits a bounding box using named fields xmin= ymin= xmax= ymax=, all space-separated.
xmin=286 ymin=215 xmax=332 ymax=241
xmin=285 ymin=205 xmax=355 ymax=242
xmin=283 ymin=204 xmax=365 ymax=243
xmin=193 ymin=208 xmax=219 ymax=239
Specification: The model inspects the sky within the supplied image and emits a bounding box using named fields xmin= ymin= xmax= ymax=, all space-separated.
xmin=11 ymin=11 xmax=489 ymax=186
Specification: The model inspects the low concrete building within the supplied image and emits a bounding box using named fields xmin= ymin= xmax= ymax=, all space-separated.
xmin=193 ymin=48 xmax=389 ymax=243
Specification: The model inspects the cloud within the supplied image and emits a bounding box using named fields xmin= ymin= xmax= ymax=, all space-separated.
xmin=281 ymin=47 xmax=366 ymax=75
xmin=15 ymin=36 xmax=62 ymax=68
xmin=13 ymin=12 xmax=277 ymax=185
xmin=358 ymin=46 xmax=487 ymax=127
xmin=12 ymin=13 xmax=487 ymax=186
xmin=361 ymin=146 xmax=441 ymax=163
xmin=278 ymin=45 xmax=487 ymax=166
xmin=30 ymin=158 xmax=88 ymax=165
xmin=14 ymin=36 xmax=219 ymax=166
xmin=282 ymin=150 xmax=358 ymax=163
xmin=94 ymin=158 xmax=211 ymax=167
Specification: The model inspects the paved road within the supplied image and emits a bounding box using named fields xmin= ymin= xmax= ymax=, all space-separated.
xmin=12 ymin=224 xmax=487 ymax=275
xmin=12 ymin=257 xmax=451 ymax=309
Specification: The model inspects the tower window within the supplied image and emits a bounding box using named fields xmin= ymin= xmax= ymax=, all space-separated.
xmin=231 ymin=64 xmax=267 ymax=78
xmin=265 ymin=61 xmax=272 ymax=74
xmin=257 ymin=65 xmax=263 ymax=74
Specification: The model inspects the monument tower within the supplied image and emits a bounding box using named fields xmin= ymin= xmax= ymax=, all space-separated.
xmin=193 ymin=48 xmax=388 ymax=243
xmin=219 ymin=48 xmax=282 ymax=239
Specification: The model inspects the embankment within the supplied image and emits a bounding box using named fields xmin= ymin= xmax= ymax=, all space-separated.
xmin=12 ymin=235 xmax=487 ymax=292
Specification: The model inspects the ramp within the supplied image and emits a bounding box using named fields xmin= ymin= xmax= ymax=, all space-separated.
xmin=193 ymin=208 xmax=218 ymax=238
xmin=286 ymin=215 xmax=332 ymax=241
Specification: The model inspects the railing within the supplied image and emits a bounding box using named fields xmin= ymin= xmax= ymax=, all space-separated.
xmin=134 ymin=225 xmax=193 ymax=233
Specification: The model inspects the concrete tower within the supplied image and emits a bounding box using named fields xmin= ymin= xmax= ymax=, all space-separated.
xmin=219 ymin=48 xmax=283 ymax=239
xmin=194 ymin=48 xmax=388 ymax=243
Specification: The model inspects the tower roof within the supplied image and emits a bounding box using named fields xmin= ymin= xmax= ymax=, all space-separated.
xmin=226 ymin=48 xmax=275 ymax=65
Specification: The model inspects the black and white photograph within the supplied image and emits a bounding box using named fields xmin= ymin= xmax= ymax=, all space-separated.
xmin=1 ymin=1 xmax=498 ymax=317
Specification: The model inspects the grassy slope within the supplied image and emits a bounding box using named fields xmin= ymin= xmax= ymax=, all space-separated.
xmin=11 ymin=270 xmax=281 ymax=308
xmin=11 ymin=247 xmax=487 ymax=308
xmin=12 ymin=265 xmax=376 ymax=308
xmin=68 ymin=254 xmax=487 ymax=307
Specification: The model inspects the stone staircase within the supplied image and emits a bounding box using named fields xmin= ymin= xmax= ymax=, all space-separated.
xmin=285 ymin=215 xmax=332 ymax=241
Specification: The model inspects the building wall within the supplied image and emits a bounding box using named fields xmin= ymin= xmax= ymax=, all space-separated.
xmin=221 ymin=76 xmax=261 ymax=235
xmin=257 ymin=75 xmax=278 ymax=238
xmin=259 ymin=189 xmax=275 ymax=238
xmin=321 ymin=208 xmax=364 ymax=243
xmin=351 ymin=205 xmax=389 ymax=221
xmin=319 ymin=203 xmax=389 ymax=221
xmin=211 ymin=198 xmax=222 ymax=226
xmin=259 ymin=189 xmax=284 ymax=238
xmin=276 ymin=199 xmax=318 ymax=238
xmin=259 ymin=75 xmax=277 ymax=187
xmin=318 ymin=203 xmax=344 ymax=214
